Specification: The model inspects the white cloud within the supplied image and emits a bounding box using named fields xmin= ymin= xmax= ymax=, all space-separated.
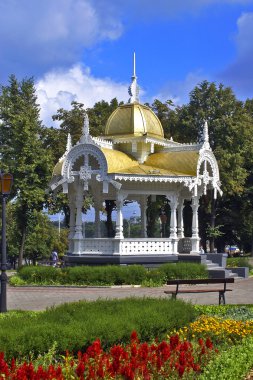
xmin=235 ymin=12 xmax=253 ymax=55
xmin=150 ymin=70 xmax=208 ymax=106
xmin=220 ymin=12 xmax=253 ymax=98
xmin=0 ymin=0 xmax=123 ymax=78
xmin=36 ymin=64 xmax=129 ymax=127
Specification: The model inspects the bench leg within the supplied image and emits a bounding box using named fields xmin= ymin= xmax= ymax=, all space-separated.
xmin=219 ymin=292 xmax=225 ymax=305
xmin=171 ymin=293 xmax=177 ymax=300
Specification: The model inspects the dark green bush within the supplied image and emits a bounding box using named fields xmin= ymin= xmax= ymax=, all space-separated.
xmin=18 ymin=266 xmax=62 ymax=283
xmin=159 ymin=262 xmax=208 ymax=280
xmin=0 ymin=298 xmax=196 ymax=359
xmin=16 ymin=262 xmax=207 ymax=286
xmin=61 ymin=265 xmax=147 ymax=285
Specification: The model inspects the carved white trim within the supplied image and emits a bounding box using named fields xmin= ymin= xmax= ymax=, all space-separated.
xmin=114 ymin=174 xmax=194 ymax=186
xmin=93 ymin=137 xmax=113 ymax=149
xmin=189 ymin=149 xmax=222 ymax=197
xmin=62 ymin=144 xmax=108 ymax=179
xmin=161 ymin=144 xmax=201 ymax=152
xmin=107 ymin=135 xmax=200 ymax=150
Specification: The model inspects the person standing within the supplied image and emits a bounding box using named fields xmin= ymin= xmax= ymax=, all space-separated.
xmin=199 ymin=246 xmax=205 ymax=255
xmin=51 ymin=250 xmax=58 ymax=267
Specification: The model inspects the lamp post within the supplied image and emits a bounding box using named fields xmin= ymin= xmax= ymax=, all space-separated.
xmin=0 ymin=172 xmax=13 ymax=313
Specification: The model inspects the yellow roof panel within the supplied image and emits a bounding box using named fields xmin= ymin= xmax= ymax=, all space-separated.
xmin=102 ymin=149 xmax=198 ymax=176
xmin=101 ymin=148 xmax=137 ymax=172
xmin=52 ymin=148 xmax=199 ymax=178
xmin=145 ymin=151 xmax=199 ymax=176
xmin=105 ymin=103 xmax=164 ymax=139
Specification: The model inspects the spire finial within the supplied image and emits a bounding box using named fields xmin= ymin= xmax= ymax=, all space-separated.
xmin=202 ymin=120 xmax=210 ymax=150
xmin=83 ymin=113 xmax=89 ymax=138
xmin=128 ymin=52 xmax=139 ymax=103
xmin=66 ymin=133 xmax=72 ymax=152
xmin=133 ymin=51 xmax=136 ymax=76
xmin=80 ymin=113 xmax=90 ymax=143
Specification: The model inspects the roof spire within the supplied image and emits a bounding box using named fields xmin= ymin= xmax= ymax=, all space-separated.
xmin=128 ymin=52 xmax=139 ymax=103
xmin=66 ymin=133 xmax=72 ymax=152
xmin=80 ymin=113 xmax=90 ymax=143
xmin=133 ymin=51 xmax=136 ymax=76
xmin=202 ymin=120 xmax=210 ymax=150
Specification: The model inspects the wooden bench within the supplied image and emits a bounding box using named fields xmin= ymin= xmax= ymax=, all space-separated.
xmin=164 ymin=278 xmax=234 ymax=305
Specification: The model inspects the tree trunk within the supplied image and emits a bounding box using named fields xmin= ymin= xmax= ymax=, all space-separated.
xmin=105 ymin=200 xmax=115 ymax=238
xmin=18 ymin=225 xmax=26 ymax=268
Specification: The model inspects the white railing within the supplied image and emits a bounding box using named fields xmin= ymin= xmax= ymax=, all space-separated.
xmin=79 ymin=238 xmax=173 ymax=255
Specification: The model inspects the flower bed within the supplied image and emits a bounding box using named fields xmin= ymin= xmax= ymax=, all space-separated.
xmin=175 ymin=316 xmax=253 ymax=344
xmin=1 ymin=306 xmax=253 ymax=379
xmin=0 ymin=332 xmax=216 ymax=379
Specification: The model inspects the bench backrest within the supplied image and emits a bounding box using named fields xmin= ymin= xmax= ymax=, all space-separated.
xmin=167 ymin=278 xmax=235 ymax=285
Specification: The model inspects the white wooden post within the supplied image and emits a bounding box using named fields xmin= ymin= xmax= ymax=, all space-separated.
xmin=191 ymin=196 xmax=200 ymax=253
xmin=167 ymin=195 xmax=178 ymax=253
xmin=73 ymin=183 xmax=83 ymax=254
xmin=177 ymin=199 xmax=184 ymax=239
xmin=115 ymin=194 xmax=124 ymax=239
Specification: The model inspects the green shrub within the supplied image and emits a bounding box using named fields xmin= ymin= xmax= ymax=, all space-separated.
xmin=15 ymin=263 xmax=208 ymax=286
xmin=8 ymin=275 xmax=26 ymax=286
xmin=0 ymin=298 xmax=196 ymax=359
xmin=199 ymin=337 xmax=253 ymax=380
xmin=226 ymin=257 xmax=253 ymax=269
xmin=141 ymin=269 xmax=166 ymax=287
xmin=159 ymin=262 xmax=208 ymax=280
xmin=18 ymin=266 xmax=62 ymax=284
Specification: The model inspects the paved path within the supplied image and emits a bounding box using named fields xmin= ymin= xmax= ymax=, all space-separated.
xmin=6 ymin=277 xmax=253 ymax=311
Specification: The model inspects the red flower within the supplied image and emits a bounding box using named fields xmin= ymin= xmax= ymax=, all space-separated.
xmin=86 ymin=339 xmax=102 ymax=358
xmin=76 ymin=361 xmax=85 ymax=378
xmin=198 ymin=338 xmax=204 ymax=346
xmin=178 ymin=364 xmax=185 ymax=377
xmin=206 ymin=338 xmax=213 ymax=349
xmin=170 ymin=334 xmax=179 ymax=349
xmin=130 ymin=330 xmax=139 ymax=343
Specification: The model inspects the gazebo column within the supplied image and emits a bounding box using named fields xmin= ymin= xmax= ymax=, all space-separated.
xmin=191 ymin=196 xmax=200 ymax=253
xmin=177 ymin=199 xmax=184 ymax=239
xmin=168 ymin=195 xmax=178 ymax=253
xmin=94 ymin=199 xmax=102 ymax=238
xmin=140 ymin=195 xmax=147 ymax=238
xmin=73 ymin=188 xmax=84 ymax=254
xmin=115 ymin=195 xmax=124 ymax=239
xmin=68 ymin=198 xmax=76 ymax=252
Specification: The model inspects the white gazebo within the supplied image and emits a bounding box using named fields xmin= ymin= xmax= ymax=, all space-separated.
xmin=49 ymin=58 xmax=222 ymax=265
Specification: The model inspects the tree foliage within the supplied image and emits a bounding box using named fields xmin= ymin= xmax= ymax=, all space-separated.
xmin=0 ymin=75 xmax=53 ymax=266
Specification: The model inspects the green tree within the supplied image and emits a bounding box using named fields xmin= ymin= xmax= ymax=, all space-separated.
xmin=0 ymin=75 xmax=53 ymax=267
xmin=87 ymin=98 xmax=123 ymax=137
xmin=149 ymin=99 xmax=181 ymax=140
xmin=25 ymin=210 xmax=68 ymax=264
xmin=177 ymin=81 xmax=253 ymax=250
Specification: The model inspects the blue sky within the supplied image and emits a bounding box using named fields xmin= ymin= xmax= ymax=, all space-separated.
xmin=1 ymin=0 xmax=253 ymax=127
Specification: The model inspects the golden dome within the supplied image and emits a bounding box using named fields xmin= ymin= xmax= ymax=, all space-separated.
xmin=105 ymin=103 xmax=164 ymax=139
